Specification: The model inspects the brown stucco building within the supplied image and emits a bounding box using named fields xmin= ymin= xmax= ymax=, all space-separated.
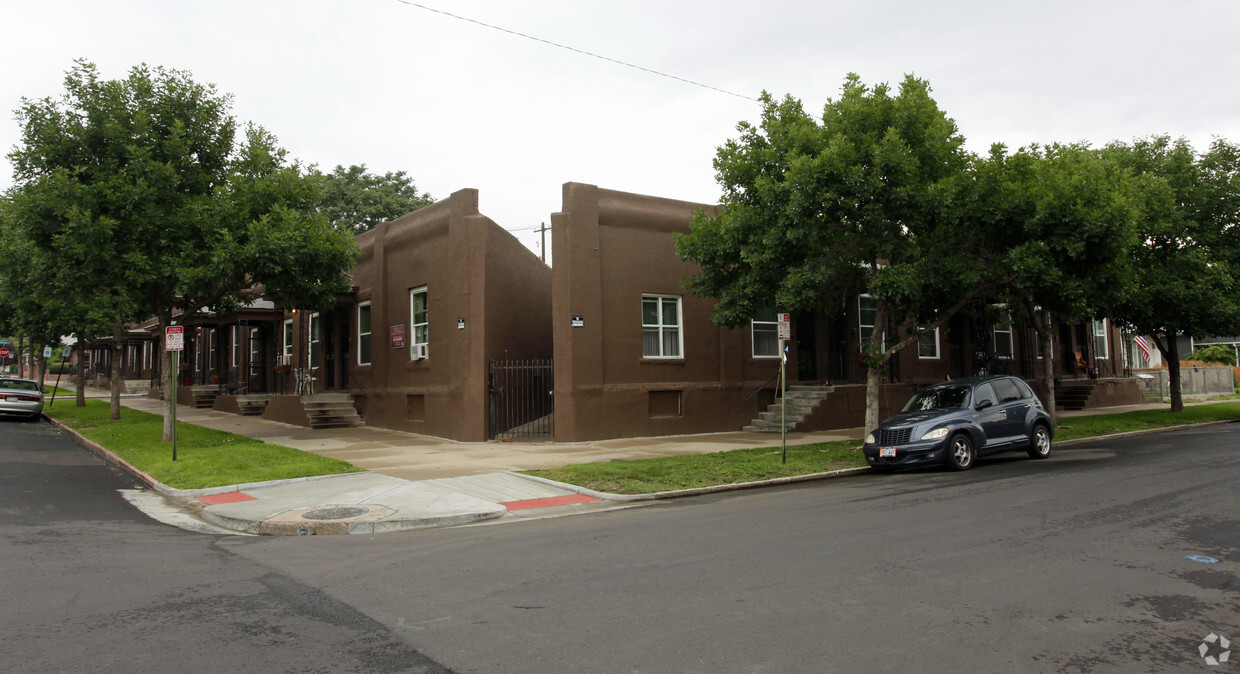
xmin=95 ymin=181 xmax=1141 ymax=441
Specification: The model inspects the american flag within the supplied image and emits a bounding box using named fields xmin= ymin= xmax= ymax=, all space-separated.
xmin=1133 ymin=335 xmax=1152 ymax=361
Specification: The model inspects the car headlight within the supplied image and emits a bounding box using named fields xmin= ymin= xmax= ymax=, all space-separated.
xmin=920 ymin=428 xmax=949 ymax=441
xmin=864 ymin=433 xmax=875 ymax=445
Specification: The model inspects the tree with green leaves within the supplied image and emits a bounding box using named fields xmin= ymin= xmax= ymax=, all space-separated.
xmin=313 ymin=164 xmax=433 ymax=234
xmin=1105 ymin=136 xmax=1240 ymax=412
xmin=8 ymin=60 xmax=358 ymax=438
xmin=677 ymin=74 xmax=984 ymax=434
xmin=967 ymin=142 xmax=1141 ymax=414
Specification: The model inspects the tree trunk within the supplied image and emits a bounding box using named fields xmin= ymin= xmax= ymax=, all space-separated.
xmin=864 ymin=363 xmax=883 ymax=435
xmin=109 ymin=322 xmax=123 ymax=420
xmin=75 ymin=341 xmax=87 ymax=407
xmin=1162 ymin=332 xmax=1184 ymax=413
xmin=1035 ymin=309 xmax=1057 ymax=421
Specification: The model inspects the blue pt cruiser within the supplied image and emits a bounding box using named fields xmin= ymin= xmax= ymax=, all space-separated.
xmin=863 ymin=375 xmax=1054 ymax=472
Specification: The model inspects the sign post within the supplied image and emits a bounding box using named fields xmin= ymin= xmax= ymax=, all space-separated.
xmin=777 ymin=313 xmax=792 ymax=464
xmin=165 ymin=326 xmax=184 ymax=461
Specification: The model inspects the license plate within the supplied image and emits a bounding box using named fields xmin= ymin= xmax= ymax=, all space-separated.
xmin=4 ymin=396 xmax=16 ymax=403
xmin=880 ymin=447 xmax=897 ymax=458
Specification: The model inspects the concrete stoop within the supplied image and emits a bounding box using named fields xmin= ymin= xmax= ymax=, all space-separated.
xmin=743 ymin=385 xmax=832 ymax=433
xmin=236 ymin=394 xmax=272 ymax=416
xmin=302 ymin=393 xmax=363 ymax=429
xmin=1056 ymin=380 xmax=1099 ymax=411
xmin=190 ymin=385 xmax=219 ymax=409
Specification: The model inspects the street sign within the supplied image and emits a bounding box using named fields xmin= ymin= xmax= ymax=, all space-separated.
xmin=43 ymin=346 xmax=52 ymax=358
xmin=777 ymin=313 xmax=792 ymax=341
xmin=166 ymin=325 xmax=184 ymax=351
xmin=0 ymin=347 xmax=9 ymax=358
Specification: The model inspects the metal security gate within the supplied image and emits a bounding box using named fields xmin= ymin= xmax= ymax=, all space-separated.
xmin=489 ymin=359 xmax=553 ymax=440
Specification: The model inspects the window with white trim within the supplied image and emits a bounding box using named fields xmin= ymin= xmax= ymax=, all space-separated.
xmin=249 ymin=328 xmax=261 ymax=366
xmin=994 ymin=314 xmax=1013 ymax=359
xmin=410 ymin=287 xmax=428 ymax=359
xmin=309 ymin=313 xmax=321 ymax=369
xmin=751 ymin=307 xmax=779 ymax=358
xmin=858 ymin=295 xmax=885 ymax=352
xmin=642 ymin=294 xmax=682 ymax=358
xmin=1093 ymin=319 xmax=1109 ymax=359
xmin=918 ymin=324 xmax=940 ymax=359
xmin=282 ymin=319 xmax=293 ymax=365
xmin=357 ymin=301 xmax=372 ymax=365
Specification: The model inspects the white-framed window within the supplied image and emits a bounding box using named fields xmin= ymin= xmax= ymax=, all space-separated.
xmin=858 ymin=295 xmax=885 ymax=352
xmin=308 ymin=313 xmax=321 ymax=369
xmin=642 ymin=294 xmax=682 ymax=358
xmin=282 ymin=319 xmax=293 ymax=365
xmin=1093 ymin=319 xmax=1109 ymax=359
xmin=751 ymin=307 xmax=779 ymax=358
xmin=994 ymin=314 xmax=1013 ymax=359
xmin=231 ymin=325 xmax=241 ymax=367
xmin=249 ymin=328 xmax=261 ymax=366
xmin=410 ymin=287 xmax=428 ymax=360
xmin=357 ymin=301 xmax=372 ymax=366
xmin=918 ymin=325 xmax=940 ymax=359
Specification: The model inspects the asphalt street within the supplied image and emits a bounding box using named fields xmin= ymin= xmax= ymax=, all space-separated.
xmin=3 ymin=416 xmax=1239 ymax=672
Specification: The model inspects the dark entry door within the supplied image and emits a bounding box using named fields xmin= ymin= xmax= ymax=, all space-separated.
xmin=795 ymin=312 xmax=817 ymax=381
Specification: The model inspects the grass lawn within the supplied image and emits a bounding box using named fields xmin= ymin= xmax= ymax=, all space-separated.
xmin=44 ymin=399 xmax=360 ymax=490
xmin=524 ymin=440 xmax=866 ymax=495
xmin=1053 ymin=400 xmax=1240 ymax=441
xmin=527 ymin=401 xmax=1240 ymax=495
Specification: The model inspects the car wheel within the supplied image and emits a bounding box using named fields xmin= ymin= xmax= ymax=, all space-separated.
xmin=1026 ymin=424 xmax=1052 ymax=459
xmin=946 ymin=433 xmax=974 ymax=471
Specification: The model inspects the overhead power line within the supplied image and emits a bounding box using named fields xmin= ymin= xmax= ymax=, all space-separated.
xmin=393 ymin=0 xmax=759 ymax=102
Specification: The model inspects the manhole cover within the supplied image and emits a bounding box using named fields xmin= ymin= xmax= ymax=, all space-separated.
xmin=302 ymin=506 xmax=369 ymax=521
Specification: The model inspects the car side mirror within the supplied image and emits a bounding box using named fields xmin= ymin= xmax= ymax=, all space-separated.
xmin=975 ymin=399 xmax=993 ymax=411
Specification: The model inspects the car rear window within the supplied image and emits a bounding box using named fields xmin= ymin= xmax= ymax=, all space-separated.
xmin=993 ymin=378 xmax=1021 ymax=402
xmin=0 ymin=380 xmax=39 ymax=391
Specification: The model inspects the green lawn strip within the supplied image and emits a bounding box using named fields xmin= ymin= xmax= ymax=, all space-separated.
xmin=527 ymin=401 xmax=1240 ymax=495
xmin=44 ymin=400 xmax=361 ymax=490
xmin=1053 ymin=401 xmax=1240 ymax=441
xmin=524 ymin=441 xmax=866 ymax=495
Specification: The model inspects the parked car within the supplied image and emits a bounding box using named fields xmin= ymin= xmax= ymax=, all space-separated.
xmin=863 ymin=375 xmax=1053 ymax=472
xmin=0 ymin=377 xmax=45 ymax=420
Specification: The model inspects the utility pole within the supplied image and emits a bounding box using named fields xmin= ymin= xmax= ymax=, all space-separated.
xmin=537 ymin=222 xmax=551 ymax=263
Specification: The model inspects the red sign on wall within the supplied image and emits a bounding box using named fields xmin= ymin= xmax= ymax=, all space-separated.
xmin=390 ymin=324 xmax=406 ymax=349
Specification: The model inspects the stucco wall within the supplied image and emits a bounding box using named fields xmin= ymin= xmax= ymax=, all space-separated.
xmin=552 ymin=183 xmax=781 ymax=441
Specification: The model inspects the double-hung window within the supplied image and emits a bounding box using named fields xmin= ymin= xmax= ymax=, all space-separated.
xmin=994 ymin=315 xmax=1013 ymax=359
xmin=751 ymin=307 xmax=779 ymax=358
xmin=308 ymin=313 xmax=321 ymax=369
xmin=282 ymin=319 xmax=293 ymax=365
xmin=357 ymin=301 xmax=372 ymax=365
xmin=642 ymin=294 xmax=682 ymax=358
xmin=1093 ymin=319 xmax=1108 ymax=359
xmin=858 ymin=296 xmax=884 ymax=351
xmin=410 ymin=287 xmax=428 ymax=359
xmin=918 ymin=324 xmax=940 ymax=359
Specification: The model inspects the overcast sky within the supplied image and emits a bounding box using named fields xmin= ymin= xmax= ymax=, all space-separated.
xmin=3 ymin=1 xmax=1237 ymax=259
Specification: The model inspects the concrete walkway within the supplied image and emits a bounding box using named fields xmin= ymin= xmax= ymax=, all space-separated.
xmin=49 ymin=387 xmax=862 ymax=535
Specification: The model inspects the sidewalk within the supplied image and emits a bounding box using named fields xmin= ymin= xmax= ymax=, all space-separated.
xmin=48 ymin=384 xmax=1207 ymax=536
xmin=49 ymin=387 xmax=863 ymax=535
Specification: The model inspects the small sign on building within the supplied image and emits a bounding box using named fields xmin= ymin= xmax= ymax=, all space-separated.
xmin=571 ymin=315 xmax=585 ymax=328
xmin=458 ymin=318 xmax=466 ymax=330
xmin=390 ymin=324 xmax=406 ymax=349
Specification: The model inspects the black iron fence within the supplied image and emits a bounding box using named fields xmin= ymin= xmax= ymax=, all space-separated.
xmin=489 ymin=359 xmax=553 ymax=440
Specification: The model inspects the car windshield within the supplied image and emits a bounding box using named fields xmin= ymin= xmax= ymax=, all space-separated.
xmin=901 ymin=385 xmax=971 ymax=412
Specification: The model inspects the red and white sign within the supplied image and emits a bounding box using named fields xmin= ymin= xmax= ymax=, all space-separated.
xmin=390 ymin=324 xmax=406 ymax=349
xmin=165 ymin=326 xmax=184 ymax=351
xmin=777 ymin=313 xmax=792 ymax=341
xmin=0 ymin=347 xmax=10 ymax=358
